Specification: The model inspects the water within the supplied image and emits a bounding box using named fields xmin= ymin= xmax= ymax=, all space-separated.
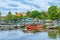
xmin=0 ymin=30 xmax=60 ymax=40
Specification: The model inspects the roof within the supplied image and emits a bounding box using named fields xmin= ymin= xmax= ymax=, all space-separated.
xmin=16 ymin=12 xmax=26 ymax=16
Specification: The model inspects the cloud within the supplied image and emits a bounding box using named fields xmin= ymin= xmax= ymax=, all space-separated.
xmin=8 ymin=4 xmax=19 ymax=7
xmin=0 ymin=0 xmax=60 ymax=16
xmin=48 ymin=0 xmax=60 ymax=6
xmin=11 ymin=0 xmax=41 ymax=9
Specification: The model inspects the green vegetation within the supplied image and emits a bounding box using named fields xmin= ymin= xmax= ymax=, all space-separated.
xmin=20 ymin=26 xmax=25 ymax=28
xmin=48 ymin=31 xmax=58 ymax=39
xmin=6 ymin=12 xmax=13 ymax=20
xmin=1 ymin=6 xmax=60 ymax=20
xmin=31 ymin=30 xmax=40 ymax=33
xmin=56 ymin=26 xmax=60 ymax=30
xmin=42 ymin=25 xmax=46 ymax=29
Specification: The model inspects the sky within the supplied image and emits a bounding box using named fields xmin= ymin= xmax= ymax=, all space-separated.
xmin=0 ymin=0 xmax=60 ymax=16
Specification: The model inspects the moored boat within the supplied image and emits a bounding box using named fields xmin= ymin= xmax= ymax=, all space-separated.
xmin=25 ymin=23 xmax=42 ymax=31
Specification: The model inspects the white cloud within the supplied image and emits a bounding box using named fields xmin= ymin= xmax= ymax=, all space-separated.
xmin=0 ymin=0 xmax=60 ymax=16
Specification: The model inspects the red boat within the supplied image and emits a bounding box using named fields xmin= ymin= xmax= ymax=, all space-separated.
xmin=25 ymin=24 xmax=42 ymax=31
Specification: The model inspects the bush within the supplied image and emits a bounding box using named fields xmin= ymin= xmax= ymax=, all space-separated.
xmin=20 ymin=25 xmax=25 ymax=28
xmin=42 ymin=25 xmax=47 ymax=29
xmin=56 ymin=26 xmax=60 ymax=30
xmin=31 ymin=30 xmax=40 ymax=33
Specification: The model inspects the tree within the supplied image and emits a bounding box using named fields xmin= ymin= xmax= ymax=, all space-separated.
xmin=26 ymin=11 xmax=31 ymax=18
xmin=48 ymin=6 xmax=58 ymax=20
xmin=18 ymin=13 xmax=24 ymax=20
xmin=38 ymin=11 xmax=48 ymax=20
xmin=56 ymin=8 xmax=60 ymax=20
xmin=6 ymin=12 xmax=13 ymax=20
xmin=30 ymin=10 xmax=40 ymax=18
xmin=38 ymin=6 xmax=59 ymax=20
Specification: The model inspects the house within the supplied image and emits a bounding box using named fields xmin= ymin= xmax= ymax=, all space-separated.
xmin=25 ymin=24 xmax=42 ymax=31
xmin=16 ymin=12 xmax=26 ymax=16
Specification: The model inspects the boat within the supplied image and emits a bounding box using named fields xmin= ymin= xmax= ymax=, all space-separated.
xmin=25 ymin=23 xmax=42 ymax=31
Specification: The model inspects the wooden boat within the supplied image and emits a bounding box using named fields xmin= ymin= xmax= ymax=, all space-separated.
xmin=25 ymin=24 xmax=42 ymax=31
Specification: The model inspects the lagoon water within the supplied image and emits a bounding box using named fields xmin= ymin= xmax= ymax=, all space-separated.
xmin=0 ymin=30 xmax=60 ymax=40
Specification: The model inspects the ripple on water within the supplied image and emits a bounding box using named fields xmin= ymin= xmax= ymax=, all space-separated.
xmin=0 ymin=30 xmax=60 ymax=40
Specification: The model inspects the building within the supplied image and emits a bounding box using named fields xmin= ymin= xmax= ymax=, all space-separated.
xmin=16 ymin=12 xmax=26 ymax=16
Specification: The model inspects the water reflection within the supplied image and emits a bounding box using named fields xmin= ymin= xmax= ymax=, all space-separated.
xmin=0 ymin=29 xmax=60 ymax=40
xmin=48 ymin=30 xmax=58 ymax=39
xmin=47 ymin=29 xmax=60 ymax=40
